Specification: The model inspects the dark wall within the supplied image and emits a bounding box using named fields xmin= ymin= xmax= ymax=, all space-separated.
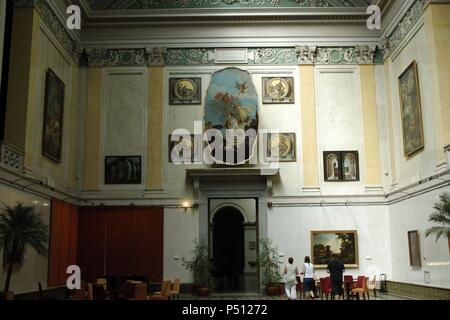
xmin=0 ymin=0 xmax=14 ymax=140
xmin=77 ymin=206 xmax=164 ymax=283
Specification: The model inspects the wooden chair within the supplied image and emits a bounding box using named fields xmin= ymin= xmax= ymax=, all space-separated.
xmin=319 ymin=278 xmax=332 ymax=300
xmin=367 ymin=275 xmax=377 ymax=298
xmin=149 ymin=281 xmax=171 ymax=300
xmin=70 ymin=281 xmax=87 ymax=300
xmin=85 ymin=283 xmax=94 ymax=300
xmin=38 ymin=282 xmax=56 ymax=300
xmin=96 ymin=278 xmax=108 ymax=290
xmin=93 ymin=283 xmax=108 ymax=300
xmin=296 ymin=276 xmax=305 ymax=300
xmin=344 ymin=275 xmax=355 ymax=299
xmin=351 ymin=276 xmax=369 ymax=300
xmin=169 ymin=278 xmax=181 ymax=300
xmin=133 ymin=283 xmax=148 ymax=300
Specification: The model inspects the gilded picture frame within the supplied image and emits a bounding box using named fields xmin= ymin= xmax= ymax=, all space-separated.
xmin=42 ymin=68 xmax=65 ymax=163
xmin=408 ymin=230 xmax=422 ymax=268
xmin=311 ymin=230 xmax=359 ymax=269
xmin=265 ymin=133 xmax=296 ymax=162
xmin=169 ymin=78 xmax=202 ymax=105
xmin=398 ymin=61 xmax=425 ymax=158
xmin=262 ymin=77 xmax=294 ymax=104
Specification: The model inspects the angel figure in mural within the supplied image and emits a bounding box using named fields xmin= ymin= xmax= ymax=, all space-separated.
xmin=235 ymin=81 xmax=248 ymax=95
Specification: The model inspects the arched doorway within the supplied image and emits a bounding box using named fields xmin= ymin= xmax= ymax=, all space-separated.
xmin=212 ymin=207 xmax=245 ymax=292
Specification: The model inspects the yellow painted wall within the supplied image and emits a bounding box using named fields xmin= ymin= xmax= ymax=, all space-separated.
xmin=427 ymin=4 xmax=450 ymax=152
xmin=4 ymin=8 xmax=38 ymax=152
xmin=360 ymin=65 xmax=381 ymax=186
xmin=83 ymin=68 xmax=102 ymax=191
xmin=299 ymin=65 xmax=319 ymax=187
xmin=147 ymin=67 xmax=164 ymax=190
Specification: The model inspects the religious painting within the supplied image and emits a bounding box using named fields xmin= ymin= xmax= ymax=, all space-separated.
xmin=42 ymin=69 xmax=65 ymax=163
xmin=398 ymin=61 xmax=424 ymax=158
xmin=408 ymin=230 xmax=422 ymax=268
xmin=265 ymin=133 xmax=296 ymax=162
xmin=168 ymin=134 xmax=202 ymax=163
xmin=262 ymin=77 xmax=294 ymax=104
xmin=105 ymin=156 xmax=141 ymax=185
xmin=342 ymin=151 xmax=360 ymax=181
xmin=311 ymin=231 xmax=359 ymax=268
xmin=204 ymin=68 xmax=258 ymax=165
xmin=169 ymin=78 xmax=202 ymax=105
xmin=323 ymin=152 xmax=342 ymax=182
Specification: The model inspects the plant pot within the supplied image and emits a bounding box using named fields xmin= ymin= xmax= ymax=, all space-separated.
xmin=0 ymin=291 xmax=14 ymax=300
xmin=266 ymin=285 xmax=279 ymax=296
xmin=197 ymin=287 xmax=209 ymax=297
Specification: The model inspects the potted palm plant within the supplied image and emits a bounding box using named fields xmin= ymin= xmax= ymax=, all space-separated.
xmin=258 ymin=238 xmax=283 ymax=296
xmin=425 ymin=193 xmax=450 ymax=253
xmin=0 ymin=202 xmax=49 ymax=300
xmin=182 ymin=239 xmax=214 ymax=297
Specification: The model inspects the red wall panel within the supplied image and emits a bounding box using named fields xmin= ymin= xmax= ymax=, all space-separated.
xmin=77 ymin=206 xmax=164 ymax=282
xmin=48 ymin=199 xmax=78 ymax=287
xmin=77 ymin=207 xmax=106 ymax=282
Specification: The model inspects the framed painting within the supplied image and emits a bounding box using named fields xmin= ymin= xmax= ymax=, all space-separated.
xmin=398 ymin=61 xmax=424 ymax=158
xmin=311 ymin=231 xmax=359 ymax=268
xmin=169 ymin=78 xmax=202 ymax=105
xmin=408 ymin=230 xmax=422 ymax=268
xmin=105 ymin=156 xmax=142 ymax=185
xmin=323 ymin=151 xmax=342 ymax=182
xmin=265 ymin=133 xmax=296 ymax=162
xmin=42 ymin=68 xmax=65 ymax=163
xmin=342 ymin=151 xmax=360 ymax=181
xmin=168 ymin=134 xmax=202 ymax=163
xmin=262 ymin=77 xmax=294 ymax=104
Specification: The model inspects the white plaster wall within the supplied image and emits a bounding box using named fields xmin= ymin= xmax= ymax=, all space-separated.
xmin=315 ymin=66 xmax=366 ymax=195
xmin=163 ymin=66 xmax=303 ymax=198
xmin=0 ymin=184 xmax=51 ymax=294
xmin=389 ymin=186 xmax=450 ymax=288
xmin=267 ymin=205 xmax=392 ymax=280
xmin=100 ymin=68 xmax=148 ymax=189
xmin=387 ymin=23 xmax=443 ymax=188
xmin=163 ymin=208 xmax=199 ymax=282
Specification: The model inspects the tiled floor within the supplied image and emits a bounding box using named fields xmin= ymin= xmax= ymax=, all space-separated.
xmin=180 ymin=291 xmax=412 ymax=300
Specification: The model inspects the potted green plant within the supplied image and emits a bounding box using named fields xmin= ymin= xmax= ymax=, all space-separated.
xmin=182 ymin=239 xmax=214 ymax=297
xmin=258 ymin=238 xmax=283 ymax=296
xmin=425 ymin=193 xmax=450 ymax=253
xmin=0 ymin=202 xmax=49 ymax=300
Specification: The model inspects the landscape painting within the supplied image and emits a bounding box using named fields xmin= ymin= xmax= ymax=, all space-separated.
xmin=398 ymin=61 xmax=424 ymax=157
xmin=42 ymin=69 xmax=65 ymax=163
xmin=311 ymin=231 xmax=359 ymax=268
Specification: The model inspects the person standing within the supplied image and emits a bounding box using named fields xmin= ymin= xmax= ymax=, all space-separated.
xmin=283 ymin=257 xmax=299 ymax=300
xmin=326 ymin=255 xmax=345 ymax=300
xmin=301 ymin=256 xmax=315 ymax=300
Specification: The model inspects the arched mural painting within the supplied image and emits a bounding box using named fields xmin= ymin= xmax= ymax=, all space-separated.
xmin=204 ymin=68 xmax=259 ymax=165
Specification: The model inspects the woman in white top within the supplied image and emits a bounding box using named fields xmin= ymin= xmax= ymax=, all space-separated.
xmin=301 ymin=256 xmax=315 ymax=300
xmin=283 ymin=257 xmax=299 ymax=300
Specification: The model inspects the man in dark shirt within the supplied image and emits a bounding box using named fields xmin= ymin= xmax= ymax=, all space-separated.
xmin=326 ymin=255 xmax=345 ymax=300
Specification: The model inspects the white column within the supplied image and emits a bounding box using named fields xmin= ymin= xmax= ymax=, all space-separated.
xmin=445 ymin=145 xmax=450 ymax=169
xmin=0 ymin=0 xmax=6 ymax=90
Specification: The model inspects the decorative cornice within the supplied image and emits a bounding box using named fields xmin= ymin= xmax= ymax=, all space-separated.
xmin=381 ymin=0 xmax=450 ymax=59
xmin=14 ymin=0 xmax=79 ymax=61
xmin=87 ymin=46 xmax=377 ymax=66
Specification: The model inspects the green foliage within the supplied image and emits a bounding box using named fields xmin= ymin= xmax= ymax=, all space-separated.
xmin=182 ymin=239 xmax=214 ymax=288
xmin=425 ymin=193 xmax=450 ymax=241
xmin=258 ymin=238 xmax=282 ymax=286
xmin=0 ymin=202 xmax=49 ymax=292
